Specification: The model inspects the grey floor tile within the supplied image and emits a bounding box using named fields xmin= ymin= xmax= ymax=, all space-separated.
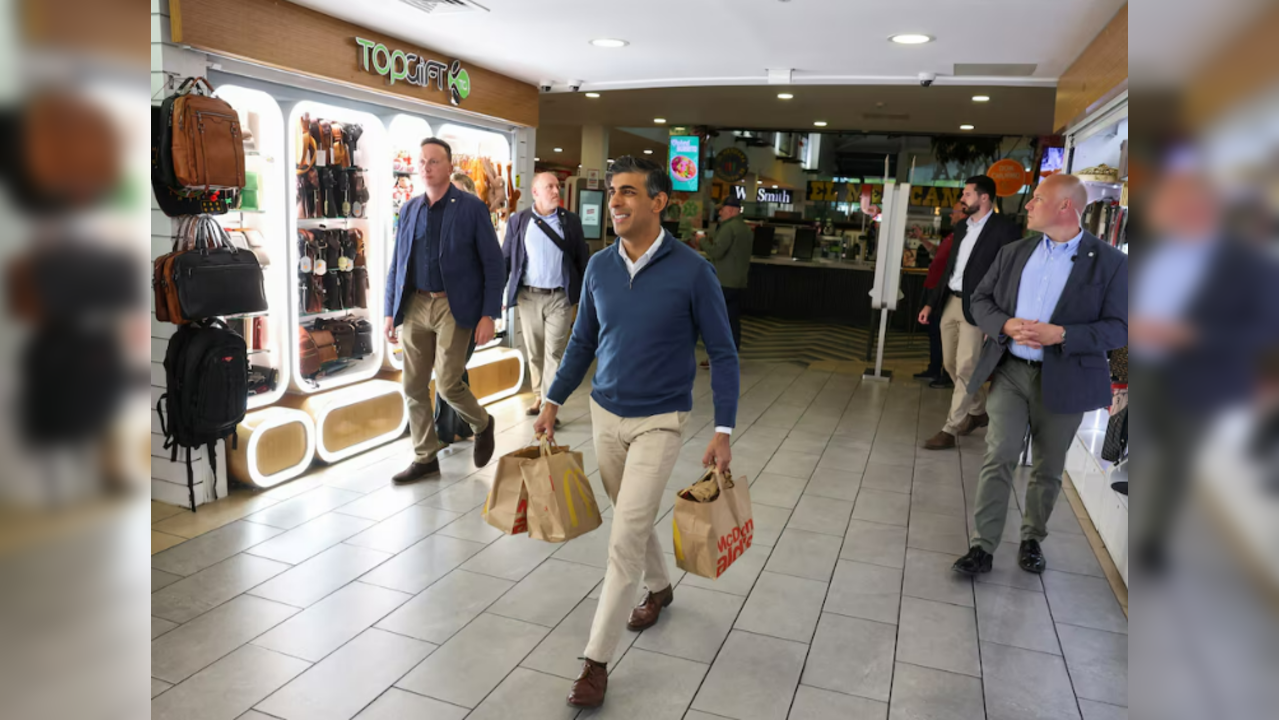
xmin=353 ymin=688 xmax=468 ymax=719
xmin=975 ymin=583 xmax=1061 ymax=656
xmin=779 ymin=433 xmax=831 ymax=457
xmin=488 ymin=559 xmax=604 ymax=627
xmin=1077 ymin=700 xmax=1128 ymax=720
xmin=887 ymin=662 xmax=985 ymax=720
xmin=334 ymin=482 xmax=441 ymax=523
xmin=245 ymin=487 xmax=363 ymax=530
xmin=358 ymin=534 xmax=488 ymax=595
xmin=1057 ymin=624 xmax=1128 ymax=707
xmin=803 ymin=468 xmax=863 ymax=503
xmin=590 ymin=552 xmax=684 ymax=600
xmin=523 ymin=598 xmax=637 ymax=680
xmin=896 ymin=597 xmax=981 ymax=678
xmin=153 ymin=568 xmax=183 ymax=593
xmin=763 ymin=451 xmax=820 ymax=481
xmin=153 ymin=594 xmax=299 ymax=684
xmin=692 ymin=631 xmax=808 ymax=720
xmin=908 ymin=484 xmax=967 ymax=519
xmin=861 ymin=463 xmax=913 ymax=495
xmin=1039 ymin=533 xmax=1105 ymax=578
xmin=152 ymin=554 xmax=291 ymax=623
xmin=754 ymin=404 xmax=807 ymax=430
xmin=681 ymin=544 xmax=769 ymax=597
xmin=817 ymin=445 xmax=871 ymax=475
xmin=750 ymin=474 xmax=810 ymax=510
xmin=751 ymin=503 xmax=793 ymax=548
xmin=901 ymin=549 xmax=974 ymax=608
xmin=765 ymin=528 xmax=842 ymax=582
xmin=584 ymin=648 xmax=709 ymax=720
xmin=912 ymin=459 xmax=962 ymax=485
xmin=152 ymin=616 xmax=179 ymax=639
xmin=981 ymin=642 xmax=1081 ymax=720
xmin=868 ymin=447 xmax=915 ymax=469
xmin=255 ymin=581 xmax=413 ymax=662
xmin=151 ymin=645 xmax=309 ymax=720
xmin=151 ymin=678 xmax=172 ymax=699
xmin=1044 ymin=501 xmax=1085 ymax=536
xmin=256 ymin=629 xmax=435 ymax=720
xmin=433 ymin=507 xmax=505 ymax=545
xmin=1042 ymin=571 xmax=1128 ymax=635
xmin=825 ymin=560 xmax=902 ymax=625
xmin=905 ymin=511 xmax=969 ymax=555
xmin=245 ymin=513 xmax=375 ymax=565
xmin=852 ymin=490 xmax=912 ymax=527
xmin=842 ymin=520 xmax=908 ymax=570
xmin=802 ymin=614 xmax=896 ymax=702
xmin=396 ymin=613 xmax=549 ymax=708
xmin=344 ymin=505 xmax=466 ymax=555
xmin=420 ymin=477 xmax=494 ymax=513
xmin=248 ymin=544 xmax=392 ymax=608
xmin=629 ymin=585 xmax=742 ymax=662
xmin=789 ymin=685 xmax=888 ymax=720
xmin=468 ymin=668 xmax=579 ymax=720
xmin=152 ymin=521 xmax=286 ymax=577
xmin=788 ymin=495 xmax=855 ymax=537
xmin=734 ymin=571 xmax=826 ymax=643
xmin=976 ymin=545 xmax=1045 ymax=593
xmin=461 ymin=532 xmax=565 ymax=582
xmin=377 ymin=569 xmax=513 ymax=644
xmin=552 ymin=517 xmax=613 ymax=568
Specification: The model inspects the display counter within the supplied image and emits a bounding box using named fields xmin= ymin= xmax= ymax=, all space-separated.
xmin=741 ymin=258 xmax=929 ymax=329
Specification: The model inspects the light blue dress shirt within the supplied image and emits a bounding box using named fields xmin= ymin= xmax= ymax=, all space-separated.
xmin=523 ymin=208 xmax=566 ymax=290
xmin=1131 ymin=238 xmax=1217 ymax=363
xmin=1009 ymin=231 xmax=1083 ymax=361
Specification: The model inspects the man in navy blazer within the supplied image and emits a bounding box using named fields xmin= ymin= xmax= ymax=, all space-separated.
xmin=384 ymin=138 xmax=504 ymax=483
xmin=953 ymin=173 xmax=1128 ymax=577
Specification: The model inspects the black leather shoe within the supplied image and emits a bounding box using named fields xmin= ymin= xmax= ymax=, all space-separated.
xmin=929 ymin=376 xmax=955 ymax=389
xmin=1019 ymin=540 xmax=1047 ymax=574
xmin=473 ymin=415 xmax=496 ymax=467
xmin=393 ymin=459 xmax=440 ymax=485
xmin=914 ymin=369 xmax=940 ymax=379
xmin=952 ymin=546 xmax=993 ymax=576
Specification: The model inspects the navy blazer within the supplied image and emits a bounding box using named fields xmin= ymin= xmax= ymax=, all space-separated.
xmin=968 ymin=232 xmax=1128 ymax=414
xmin=385 ymin=185 xmax=505 ymax=330
xmin=502 ymin=207 xmax=590 ymax=308
xmin=927 ymin=213 xmax=1023 ymax=325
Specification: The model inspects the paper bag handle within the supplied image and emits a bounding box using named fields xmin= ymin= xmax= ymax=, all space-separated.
xmin=535 ymin=435 xmax=568 ymax=457
xmin=697 ymin=466 xmax=735 ymax=490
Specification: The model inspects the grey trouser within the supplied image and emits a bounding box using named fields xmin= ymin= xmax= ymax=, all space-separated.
xmin=516 ymin=288 xmax=574 ymax=401
xmin=970 ymin=358 xmax=1084 ymax=553
xmin=401 ymin=294 xmax=490 ymax=463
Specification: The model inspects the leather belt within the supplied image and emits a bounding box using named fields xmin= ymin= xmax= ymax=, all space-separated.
xmin=416 ymin=289 xmax=448 ymax=299
xmin=1004 ymin=354 xmax=1043 ymax=368
xmin=523 ymin=287 xmax=563 ymax=295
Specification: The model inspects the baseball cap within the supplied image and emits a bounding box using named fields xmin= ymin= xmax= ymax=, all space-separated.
xmin=721 ymin=196 xmax=742 ymax=209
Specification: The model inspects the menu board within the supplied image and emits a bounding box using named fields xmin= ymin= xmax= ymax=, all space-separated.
xmin=668 ymin=136 xmax=701 ymax=192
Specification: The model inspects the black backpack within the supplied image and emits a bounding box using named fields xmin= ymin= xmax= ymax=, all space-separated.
xmin=156 ymin=320 xmax=248 ymax=511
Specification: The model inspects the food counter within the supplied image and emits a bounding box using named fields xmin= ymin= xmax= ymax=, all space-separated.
xmin=740 ymin=258 xmax=929 ymax=329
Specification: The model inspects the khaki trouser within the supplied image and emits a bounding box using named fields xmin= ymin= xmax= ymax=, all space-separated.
xmin=516 ymin=288 xmax=574 ymax=401
xmin=940 ymin=294 xmax=988 ymax=435
xmin=970 ymin=359 xmax=1084 ymax=553
xmin=584 ymin=399 xmax=687 ymax=665
xmin=401 ymin=293 xmax=490 ymax=463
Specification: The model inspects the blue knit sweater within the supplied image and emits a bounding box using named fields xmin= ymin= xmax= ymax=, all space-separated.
xmin=547 ymin=233 xmax=740 ymax=429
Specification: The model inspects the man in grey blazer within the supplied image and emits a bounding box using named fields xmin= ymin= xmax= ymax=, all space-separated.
xmin=952 ymin=174 xmax=1128 ymax=576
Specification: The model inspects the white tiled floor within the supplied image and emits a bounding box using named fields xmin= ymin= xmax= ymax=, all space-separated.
xmin=151 ymin=361 xmax=1129 ymax=720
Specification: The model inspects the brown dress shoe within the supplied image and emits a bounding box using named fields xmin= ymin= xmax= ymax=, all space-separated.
xmin=627 ymin=586 xmax=674 ymax=631
xmin=473 ymin=415 xmax=496 ymax=467
xmin=392 ymin=459 xmax=440 ymax=485
xmin=923 ymin=431 xmax=956 ymax=450
xmin=955 ymin=413 xmax=990 ymax=436
xmin=567 ymin=658 xmax=608 ymax=709
xmin=526 ymin=403 xmax=541 ymax=417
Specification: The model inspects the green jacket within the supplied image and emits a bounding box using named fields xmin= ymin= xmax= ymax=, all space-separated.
xmin=702 ymin=216 xmax=753 ymax=289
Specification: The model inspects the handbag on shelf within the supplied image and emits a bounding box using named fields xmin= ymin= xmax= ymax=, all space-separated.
xmin=154 ymin=216 xmax=266 ymax=324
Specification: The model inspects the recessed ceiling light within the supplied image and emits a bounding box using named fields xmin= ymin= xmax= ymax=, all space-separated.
xmin=889 ymin=33 xmax=933 ymax=45
xmin=585 ymin=92 xmax=601 ymax=99
xmin=972 ymin=95 xmax=990 ymax=103
xmin=654 ymin=118 xmax=667 ymax=124
xmin=534 ymin=157 xmax=540 ymax=162
xmin=553 ymin=148 xmax=563 ymax=152
xmin=777 ymin=93 xmax=794 ymax=100
xmin=608 ymin=159 xmax=615 ymax=163
xmin=814 ymin=121 xmax=828 ymax=127
xmin=643 ymin=150 xmax=654 ymax=155
xmin=590 ymin=38 xmax=629 ymax=48
xmin=772 ymin=185 xmax=779 ymax=189
xmin=960 ymin=125 xmax=975 ymax=131
xmin=757 ymin=181 xmax=763 ymax=185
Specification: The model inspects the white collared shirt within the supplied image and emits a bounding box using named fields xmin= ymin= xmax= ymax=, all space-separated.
xmin=619 ymin=227 xmax=665 ymax=278
xmin=949 ymin=209 xmax=993 ymax=293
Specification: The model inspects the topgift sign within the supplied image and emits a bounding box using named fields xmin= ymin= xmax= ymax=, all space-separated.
xmin=355 ymin=37 xmax=472 ymax=106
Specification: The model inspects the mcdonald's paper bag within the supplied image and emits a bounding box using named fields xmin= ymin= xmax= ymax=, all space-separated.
xmin=672 ymin=469 xmax=754 ymax=579
xmin=521 ymin=439 xmax=602 ymax=543
xmin=482 ymin=445 xmax=539 ymax=535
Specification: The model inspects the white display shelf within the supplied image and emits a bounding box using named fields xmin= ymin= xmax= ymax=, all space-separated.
xmin=1065 ymin=409 xmax=1129 ymax=586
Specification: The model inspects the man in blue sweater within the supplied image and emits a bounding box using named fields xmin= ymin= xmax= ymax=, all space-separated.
xmin=534 ymin=156 xmax=739 ymax=709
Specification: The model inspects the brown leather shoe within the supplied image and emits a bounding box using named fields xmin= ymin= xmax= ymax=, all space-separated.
xmin=526 ymin=403 xmax=541 ymax=417
xmin=473 ymin=415 xmax=496 ymax=467
xmin=923 ymin=431 xmax=956 ymax=450
xmin=567 ymin=658 xmax=608 ymax=709
xmin=955 ymin=413 xmax=990 ymax=436
xmin=627 ymin=585 xmax=674 ymax=631
xmin=392 ymin=459 xmax=440 ymax=485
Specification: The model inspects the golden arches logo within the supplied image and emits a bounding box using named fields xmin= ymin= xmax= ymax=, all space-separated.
xmin=557 ymin=469 xmax=598 ymax=528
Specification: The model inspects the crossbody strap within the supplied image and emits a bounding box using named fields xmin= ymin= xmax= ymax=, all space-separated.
xmin=531 ymin=214 xmax=573 ymax=257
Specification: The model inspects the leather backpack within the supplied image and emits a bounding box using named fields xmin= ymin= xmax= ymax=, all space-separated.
xmin=162 ymin=77 xmax=246 ymax=191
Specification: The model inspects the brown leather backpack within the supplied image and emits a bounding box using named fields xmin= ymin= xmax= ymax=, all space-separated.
xmin=170 ymin=78 xmax=246 ymax=191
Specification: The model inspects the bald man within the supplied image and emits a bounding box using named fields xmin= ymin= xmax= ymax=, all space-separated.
xmin=503 ymin=173 xmax=590 ymax=415
xmin=952 ymin=174 xmax=1128 ymax=577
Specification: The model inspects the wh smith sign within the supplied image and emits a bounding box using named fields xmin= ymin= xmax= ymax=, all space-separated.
xmin=355 ymin=37 xmax=472 ymax=106
xmin=757 ymin=187 xmax=793 ymax=204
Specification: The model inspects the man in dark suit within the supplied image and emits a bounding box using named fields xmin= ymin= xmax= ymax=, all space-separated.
xmin=385 ymin=138 xmax=503 ymax=484
xmin=503 ymin=173 xmax=590 ymax=418
xmin=952 ymin=173 xmax=1128 ymax=576
xmin=919 ymin=176 xmax=1023 ymax=450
